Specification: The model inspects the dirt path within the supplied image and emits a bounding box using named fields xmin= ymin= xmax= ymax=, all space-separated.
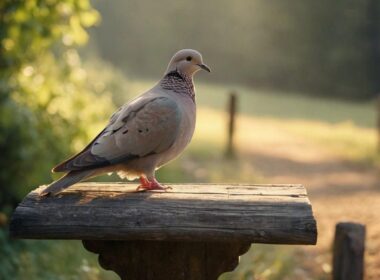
xmin=241 ymin=122 xmax=380 ymax=279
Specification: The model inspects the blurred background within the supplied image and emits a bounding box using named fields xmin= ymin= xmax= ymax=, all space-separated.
xmin=1 ymin=0 xmax=379 ymax=279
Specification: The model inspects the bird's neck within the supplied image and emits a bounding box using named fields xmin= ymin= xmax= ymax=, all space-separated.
xmin=159 ymin=70 xmax=195 ymax=102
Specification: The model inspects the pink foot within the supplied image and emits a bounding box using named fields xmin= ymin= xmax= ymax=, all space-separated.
xmin=136 ymin=177 xmax=172 ymax=191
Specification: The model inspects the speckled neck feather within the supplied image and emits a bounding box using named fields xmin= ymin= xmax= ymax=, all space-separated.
xmin=160 ymin=70 xmax=195 ymax=102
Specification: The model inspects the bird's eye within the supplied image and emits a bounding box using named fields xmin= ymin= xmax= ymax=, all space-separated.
xmin=186 ymin=56 xmax=192 ymax=61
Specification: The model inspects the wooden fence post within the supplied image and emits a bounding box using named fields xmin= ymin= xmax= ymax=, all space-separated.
xmin=332 ymin=222 xmax=366 ymax=280
xmin=226 ymin=92 xmax=237 ymax=158
xmin=377 ymin=94 xmax=380 ymax=152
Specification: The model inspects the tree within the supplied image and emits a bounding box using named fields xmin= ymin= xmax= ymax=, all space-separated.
xmin=0 ymin=0 xmax=114 ymax=213
xmin=367 ymin=0 xmax=380 ymax=95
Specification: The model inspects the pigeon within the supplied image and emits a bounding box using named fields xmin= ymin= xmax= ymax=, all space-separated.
xmin=40 ymin=49 xmax=210 ymax=196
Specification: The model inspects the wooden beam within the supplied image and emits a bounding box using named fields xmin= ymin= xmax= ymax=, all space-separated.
xmin=10 ymin=183 xmax=317 ymax=245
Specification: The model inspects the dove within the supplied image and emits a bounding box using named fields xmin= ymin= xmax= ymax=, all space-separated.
xmin=40 ymin=49 xmax=210 ymax=196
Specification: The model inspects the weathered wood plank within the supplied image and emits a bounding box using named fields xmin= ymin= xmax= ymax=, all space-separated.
xmin=10 ymin=183 xmax=317 ymax=245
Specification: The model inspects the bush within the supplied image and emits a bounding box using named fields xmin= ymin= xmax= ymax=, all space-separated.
xmin=0 ymin=0 xmax=115 ymax=214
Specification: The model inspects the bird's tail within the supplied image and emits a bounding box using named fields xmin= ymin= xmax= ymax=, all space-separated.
xmin=40 ymin=170 xmax=95 ymax=197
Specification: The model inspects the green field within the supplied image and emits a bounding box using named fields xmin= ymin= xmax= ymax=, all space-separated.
xmin=200 ymin=85 xmax=376 ymax=128
xmin=2 ymin=79 xmax=378 ymax=279
xmin=124 ymin=79 xmax=377 ymax=127
xmin=123 ymin=79 xmax=379 ymax=168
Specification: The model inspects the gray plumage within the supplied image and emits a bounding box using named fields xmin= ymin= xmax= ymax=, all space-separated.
xmin=41 ymin=49 xmax=210 ymax=196
xmin=41 ymin=170 xmax=94 ymax=196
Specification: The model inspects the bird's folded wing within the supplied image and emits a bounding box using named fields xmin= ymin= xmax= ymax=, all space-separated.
xmin=53 ymin=96 xmax=181 ymax=172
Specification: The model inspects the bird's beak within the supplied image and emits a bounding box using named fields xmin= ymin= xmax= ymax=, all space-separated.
xmin=197 ymin=63 xmax=211 ymax=72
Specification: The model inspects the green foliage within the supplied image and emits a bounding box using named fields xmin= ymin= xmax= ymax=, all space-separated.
xmin=92 ymin=0 xmax=379 ymax=100
xmin=0 ymin=229 xmax=118 ymax=280
xmin=0 ymin=2 xmax=134 ymax=278
xmin=0 ymin=0 xmax=114 ymax=213
xmin=0 ymin=0 xmax=99 ymax=75
xmin=220 ymin=245 xmax=297 ymax=280
xmin=83 ymin=56 xmax=134 ymax=107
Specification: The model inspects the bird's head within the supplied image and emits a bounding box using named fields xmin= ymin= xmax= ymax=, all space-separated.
xmin=165 ymin=49 xmax=211 ymax=77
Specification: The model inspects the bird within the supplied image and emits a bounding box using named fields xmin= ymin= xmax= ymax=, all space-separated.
xmin=40 ymin=49 xmax=210 ymax=196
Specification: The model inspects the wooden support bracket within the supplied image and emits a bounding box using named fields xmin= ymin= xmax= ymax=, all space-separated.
xmin=83 ymin=240 xmax=251 ymax=280
xmin=10 ymin=183 xmax=317 ymax=280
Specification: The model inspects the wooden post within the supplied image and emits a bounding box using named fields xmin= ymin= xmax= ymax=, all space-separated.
xmin=82 ymin=240 xmax=251 ymax=280
xmin=332 ymin=222 xmax=366 ymax=280
xmin=377 ymin=94 xmax=380 ymax=152
xmin=226 ymin=92 xmax=237 ymax=158
xmin=10 ymin=183 xmax=317 ymax=280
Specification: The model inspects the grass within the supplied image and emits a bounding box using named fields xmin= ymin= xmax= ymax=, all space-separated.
xmin=278 ymin=119 xmax=379 ymax=167
xmin=122 ymin=78 xmax=379 ymax=167
xmin=220 ymin=245 xmax=328 ymax=280
xmin=198 ymin=84 xmax=376 ymax=128
xmin=0 ymin=230 xmax=118 ymax=280
xmin=220 ymin=245 xmax=299 ymax=280
xmin=123 ymin=78 xmax=377 ymax=128
xmin=2 ymin=78 xmax=378 ymax=279
xmin=196 ymin=82 xmax=379 ymax=168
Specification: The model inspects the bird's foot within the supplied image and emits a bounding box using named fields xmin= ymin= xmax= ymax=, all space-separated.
xmin=136 ymin=177 xmax=172 ymax=191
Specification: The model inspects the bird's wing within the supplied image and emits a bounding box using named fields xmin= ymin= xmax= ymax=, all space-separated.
xmin=53 ymin=95 xmax=181 ymax=172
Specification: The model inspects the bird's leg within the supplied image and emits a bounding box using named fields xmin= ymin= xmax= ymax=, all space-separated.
xmin=139 ymin=176 xmax=150 ymax=187
xmin=136 ymin=176 xmax=171 ymax=191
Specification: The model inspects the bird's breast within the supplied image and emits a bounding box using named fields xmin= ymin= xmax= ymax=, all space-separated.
xmin=157 ymin=94 xmax=196 ymax=167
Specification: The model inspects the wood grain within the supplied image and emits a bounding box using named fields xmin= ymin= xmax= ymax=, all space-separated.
xmin=10 ymin=183 xmax=317 ymax=245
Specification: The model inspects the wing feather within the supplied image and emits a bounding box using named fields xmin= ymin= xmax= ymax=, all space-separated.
xmin=53 ymin=95 xmax=181 ymax=172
